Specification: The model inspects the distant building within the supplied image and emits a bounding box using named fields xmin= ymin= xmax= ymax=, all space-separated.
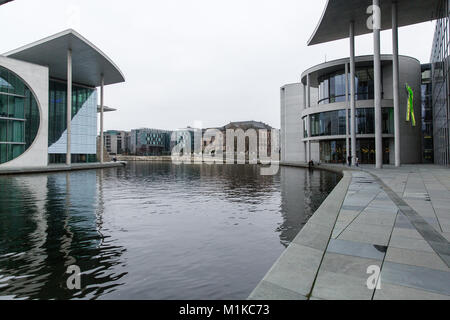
xmin=203 ymin=121 xmax=278 ymax=157
xmin=173 ymin=127 xmax=196 ymax=155
xmin=130 ymin=128 xmax=172 ymax=156
xmin=103 ymin=130 xmax=130 ymax=155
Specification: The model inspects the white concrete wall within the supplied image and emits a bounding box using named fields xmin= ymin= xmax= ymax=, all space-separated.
xmin=281 ymin=83 xmax=305 ymax=163
xmin=0 ymin=56 xmax=49 ymax=168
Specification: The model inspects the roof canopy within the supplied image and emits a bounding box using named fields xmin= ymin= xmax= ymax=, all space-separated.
xmin=4 ymin=29 xmax=125 ymax=87
xmin=97 ymin=105 xmax=117 ymax=113
xmin=308 ymin=0 xmax=442 ymax=46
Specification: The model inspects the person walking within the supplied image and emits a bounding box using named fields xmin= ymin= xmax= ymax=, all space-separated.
xmin=347 ymin=155 xmax=352 ymax=167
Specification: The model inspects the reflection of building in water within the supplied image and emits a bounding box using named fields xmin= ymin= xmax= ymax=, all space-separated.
xmin=278 ymin=167 xmax=339 ymax=247
xmin=199 ymin=163 xmax=277 ymax=199
xmin=0 ymin=171 xmax=126 ymax=299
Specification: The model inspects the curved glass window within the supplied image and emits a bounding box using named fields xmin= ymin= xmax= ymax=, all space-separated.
xmin=318 ymin=71 xmax=347 ymax=104
xmin=310 ymin=110 xmax=347 ymax=137
xmin=0 ymin=67 xmax=40 ymax=164
xmin=310 ymin=107 xmax=393 ymax=137
xmin=356 ymin=108 xmax=394 ymax=134
xmin=355 ymin=68 xmax=375 ymax=101
xmin=318 ymin=67 xmax=378 ymax=105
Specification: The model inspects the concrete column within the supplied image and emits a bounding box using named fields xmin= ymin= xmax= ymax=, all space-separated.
xmin=350 ymin=22 xmax=356 ymax=165
xmin=100 ymin=75 xmax=105 ymax=163
xmin=345 ymin=62 xmax=350 ymax=158
xmin=307 ymin=141 xmax=311 ymax=162
xmin=306 ymin=74 xmax=311 ymax=162
xmin=306 ymin=74 xmax=311 ymax=108
xmin=392 ymin=1 xmax=401 ymax=167
xmin=306 ymin=114 xmax=311 ymax=162
xmin=66 ymin=49 xmax=72 ymax=166
xmin=302 ymin=83 xmax=307 ymax=108
xmin=373 ymin=0 xmax=383 ymax=169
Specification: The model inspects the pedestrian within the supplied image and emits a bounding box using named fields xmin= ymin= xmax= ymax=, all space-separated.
xmin=347 ymin=155 xmax=352 ymax=167
xmin=356 ymin=157 xmax=359 ymax=167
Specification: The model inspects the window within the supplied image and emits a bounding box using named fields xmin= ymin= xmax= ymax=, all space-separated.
xmin=317 ymin=67 xmax=378 ymax=105
xmin=0 ymin=67 xmax=40 ymax=164
xmin=310 ymin=110 xmax=348 ymax=136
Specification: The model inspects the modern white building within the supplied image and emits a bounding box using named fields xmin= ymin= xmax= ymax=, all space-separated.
xmin=282 ymin=0 xmax=450 ymax=167
xmin=0 ymin=29 xmax=125 ymax=168
xmin=282 ymin=55 xmax=422 ymax=165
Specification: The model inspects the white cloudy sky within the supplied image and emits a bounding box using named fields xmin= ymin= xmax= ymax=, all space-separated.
xmin=0 ymin=0 xmax=436 ymax=131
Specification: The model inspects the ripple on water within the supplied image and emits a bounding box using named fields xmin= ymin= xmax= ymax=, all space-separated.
xmin=0 ymin=163 xmax=339 ymax=299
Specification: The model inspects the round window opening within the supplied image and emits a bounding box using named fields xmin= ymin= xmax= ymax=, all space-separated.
xmin=0 ymin=66 xmax=40 ymax=164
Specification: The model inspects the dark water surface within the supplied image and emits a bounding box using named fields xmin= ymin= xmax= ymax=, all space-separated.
xmin=0 ymin=162 xmax=339 ymax=300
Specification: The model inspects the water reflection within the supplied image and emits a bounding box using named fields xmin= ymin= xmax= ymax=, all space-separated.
xmin=0 ymin=163 xmax=338 ymax=300
xmin=278 ymin=167 xmax=339 ymax=246
xmin=0 ymin=171 xmax=126 ymax=300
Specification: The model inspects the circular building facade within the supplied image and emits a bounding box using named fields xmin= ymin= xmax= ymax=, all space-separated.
xmin=0 ymin=66 xmax=40 ymax=165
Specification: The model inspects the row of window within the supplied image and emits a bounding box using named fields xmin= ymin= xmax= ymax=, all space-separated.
xmin=307 ymin=108 xmax=394 ymax=138
xmin=49 ymin=153 xmax=97 ymax=164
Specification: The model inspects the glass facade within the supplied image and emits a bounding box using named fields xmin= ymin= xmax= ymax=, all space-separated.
xmin=48 ymin=80 xmax=97 ymax=163
xmin=319 ymin=138 xmax=391 ymax=165
xmin=309 ymin=108 xmax=393 ymax=137
xmin=310 ymin=110 xmax=347 ymax=136
xmin=318 ymin=71 xmax=347 ymax=104
xmin=431 ymin=0 xmax=450 ymax=166
xmin=131 ymin=129 xmax=172 ymax=156
xmin=318 ymin=67 xmax=377 ymax=105
xmin=319 ymin=140 xmax=347 ymax=163
xmin=422 ymin=64 xmax=434 ymax=163
xmin=0 ymin=66 xmax=40 ymax=164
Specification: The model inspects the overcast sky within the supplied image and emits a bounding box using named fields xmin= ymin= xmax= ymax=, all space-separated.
xmin=0 ymin=0 xmax=436 ymax=131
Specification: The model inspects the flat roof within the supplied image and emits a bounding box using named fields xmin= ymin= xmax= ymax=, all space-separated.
xmin=308 ymin=0 xmax=442 ymax=46
xmin=4 ymin=29 xmax=125 ymax=87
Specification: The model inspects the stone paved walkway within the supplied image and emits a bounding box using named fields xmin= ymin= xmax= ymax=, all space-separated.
xmin=249 ymin=164 xmax=450 ymax=300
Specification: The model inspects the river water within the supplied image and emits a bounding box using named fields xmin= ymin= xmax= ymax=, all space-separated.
xmin=0 ymin=162 xmax=339 ymax=300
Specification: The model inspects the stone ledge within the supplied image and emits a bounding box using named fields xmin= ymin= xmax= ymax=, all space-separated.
xmin=0 ymin=162 xmax=126 ymax=176
xmin=248 ymin=169 xmax=352 ymax=300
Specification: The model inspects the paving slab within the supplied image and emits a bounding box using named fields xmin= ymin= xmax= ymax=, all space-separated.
xmin=261 ymin=244 xmax=323 ymax=296
xmin=326 ymin=239 xmax=387 ymax=260
xmin=248 ymin=280 xmax=307 ymax=300
xmin=385 ymin=247 xmax=449 ymax=272
xmin=374 ymin=283 xmax=450 ymax=300
xmin=319 ymin=252 xmax=381 ymax=279
xmin=311 ymin=270 xmax=374 ymax=300
xmin=250 ymin=164 xmax=450 ymax=300
xmin=380 ymin=261 xmax=450 ymax=296
xmin=338 ymin=229 xmax=390 ymax=246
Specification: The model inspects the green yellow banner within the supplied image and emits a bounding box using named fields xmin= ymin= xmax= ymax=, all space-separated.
xmin=406 ymin=84 xmax=416 ymax=127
